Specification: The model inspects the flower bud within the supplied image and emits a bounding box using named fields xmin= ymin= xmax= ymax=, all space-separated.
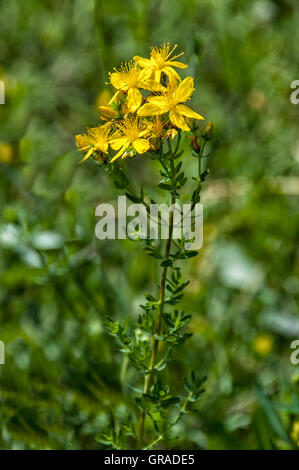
xmin=98 ymin=105 xmax=118 ymax=120
xmin=166 ymin=128 xmax=178 ymax=140
xmin=191 ymin=136 xmax=201 ymax=154
xmin=96 ymin=151 xmax=108 ymax=163
xmin=203 ymin=121 xmax=213 ymax=140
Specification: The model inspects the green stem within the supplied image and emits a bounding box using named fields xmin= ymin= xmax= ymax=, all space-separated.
xmin=137 ymin=144 xmax=176 ymax=446
xmin=120 ymin=354 xmax=129 ymax=387
xmin=138 ymin=195 xmax=175 ymax=445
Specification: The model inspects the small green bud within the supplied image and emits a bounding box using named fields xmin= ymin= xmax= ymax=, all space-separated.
xmin=128 ymin=149 xmax=137 ymax=158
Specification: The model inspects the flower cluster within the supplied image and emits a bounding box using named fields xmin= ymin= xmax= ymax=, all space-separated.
xmin=75 ymin=43 xmax=204 ymax=164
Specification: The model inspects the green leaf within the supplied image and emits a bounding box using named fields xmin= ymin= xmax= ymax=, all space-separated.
xmin=161 ymin=259 xmax=173 ymax=267
xmin=255 ymin=385 xmax=290 ymax=444
xmin=125 ymin=192 xmax=142 ymax=203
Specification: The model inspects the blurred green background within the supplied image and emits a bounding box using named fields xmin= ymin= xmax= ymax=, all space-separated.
xmin=0 ymin=0 xmax=298 ymax=450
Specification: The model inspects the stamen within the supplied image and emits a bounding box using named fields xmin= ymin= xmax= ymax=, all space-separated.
xmin=170 ymin=51 xmax=184 ymax=61
xmin=166 ymin=44 xmax=178 ymax=59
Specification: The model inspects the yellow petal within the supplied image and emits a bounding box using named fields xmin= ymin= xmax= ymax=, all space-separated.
xmin=132 ymin=138 xmax=150 ymax=154
xmin=154 ymin=70 xmax=162 ymax=83
xmin=75 ymin=134 xmax=89 ymax=150
xmin=110 ymin=142 xmax=130 ymax=162
xmin=168 ymin=74 xmax=180 ymax=89
xmin=137 ymin=102 xmax=164 ymax=116
xmin=147 ymin=95 xmax=167 ymax=104
xmin=146 ymin=96 xmax=170 ymax=113
xmin=99 ymin=141 xmax=109 ymax=153
xmin=138 ymin=67 xmax=153 ymax=81
xmin=169 ymin=110 xmax=190 ymax=131
xmin=166 ymin=60 xmax=187 ymax=69
xmin=127 ymin=87 xmax=142 ymax=113
xmin=163 ymin=66 xmax=181 ymax=81
xmin=79 ymin=147 xmax=94 ymax=164
xmin=176 ymin=104 xmax=204 ymax=120
xmin=145 ymin=79 xmax=166 ymax=92
xmin=101 ymin=121 xmax=114 ymax=131
xmin=175 ymin=77 xmax=195 ymax=103
xmin=110 ymin=72 xmax=128 ymax=90
xmin=133 ymin=56 xmax=152 ymax=68
xmin=110 ymin=137 xmax=129 ymax=150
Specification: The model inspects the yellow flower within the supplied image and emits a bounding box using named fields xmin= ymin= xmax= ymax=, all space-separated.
xmin=75 ymin=123 xmax=112 ymax=163
xmin=134 ymin=43 xmax=187 ymax=83
xmin=108 ymin=61 xmax=163 ymax=113
xmin=151 ymin=116 xmax=166 ymax=138
xmin=253 ymin=334 xmax=273 ymax=356
xmin=0 ymin=143 xmax=14 ymax=164
xmin=137 ymin=77 xmax=204 ymax=131
xmin=110 ymin=116 xmax=151 ymax=162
